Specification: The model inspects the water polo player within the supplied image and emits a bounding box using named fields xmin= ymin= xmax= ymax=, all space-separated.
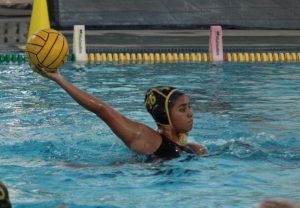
xmin=33 ymin=67 xmax=207 ymax=160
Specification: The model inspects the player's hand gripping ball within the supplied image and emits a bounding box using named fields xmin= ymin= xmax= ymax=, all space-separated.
xmin=26 ymin=28 xmax=69 ymax=72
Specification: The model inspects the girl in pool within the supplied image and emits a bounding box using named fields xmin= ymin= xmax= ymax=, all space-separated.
xmin=33 ymin=67 xmax=207 ymax=160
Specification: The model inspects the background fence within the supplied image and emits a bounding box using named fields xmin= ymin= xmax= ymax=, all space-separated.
xmin=49 ymin=0 xmax=300 ymax=29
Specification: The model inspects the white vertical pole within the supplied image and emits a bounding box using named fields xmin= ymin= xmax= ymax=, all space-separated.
xmin=209 ymin=25 xmax=224 ymax=63
xmin=73 ymin=25 xmax=88 ymax=62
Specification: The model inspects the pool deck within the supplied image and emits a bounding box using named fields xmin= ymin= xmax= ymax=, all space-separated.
xmin=1 ymin=28 xmax=300 ymax=53
xmin=73 ymin=29 xmax=300 ymax=51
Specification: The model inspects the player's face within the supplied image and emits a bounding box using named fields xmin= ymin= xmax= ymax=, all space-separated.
xmin=170 ymin=95 xmax=193 ymax=133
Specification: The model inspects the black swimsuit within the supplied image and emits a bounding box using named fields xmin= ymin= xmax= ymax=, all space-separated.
xmin=148 ymin=134 xmax=194 ymax=161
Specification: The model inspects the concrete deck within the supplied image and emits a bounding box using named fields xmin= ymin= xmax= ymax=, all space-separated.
xmin=2 ymin=28 xmax=300 ymax=53
xmin=68 ymin=29 xmax=300 ymax=51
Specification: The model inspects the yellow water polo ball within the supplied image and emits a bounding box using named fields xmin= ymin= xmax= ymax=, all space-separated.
xmin=26 ymin=28 xmax=69 ymax=72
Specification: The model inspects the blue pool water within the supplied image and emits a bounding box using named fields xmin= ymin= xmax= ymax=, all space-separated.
xmin=0 ymin=62 xmax=299 ymax=208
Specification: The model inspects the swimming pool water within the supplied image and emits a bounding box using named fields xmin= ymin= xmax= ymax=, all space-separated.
xmin=0 ymin=62 xmax=299 ymax=208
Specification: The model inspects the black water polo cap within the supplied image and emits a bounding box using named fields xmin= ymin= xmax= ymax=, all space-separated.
xmin=144 ymin=86 xmax=184 ymax=126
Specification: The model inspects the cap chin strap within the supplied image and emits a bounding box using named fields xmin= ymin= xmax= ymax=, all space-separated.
xmin=157 ymin=124 xmax=189 ymax=146
xmin=178 ymin=133 xmax=188 ymax=146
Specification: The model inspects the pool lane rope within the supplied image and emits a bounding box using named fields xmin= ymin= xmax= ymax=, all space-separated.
xmin=86 ymin=51 xmax=300 ymax=63
xmin=1 ymin=52 xmax=300 ymax=64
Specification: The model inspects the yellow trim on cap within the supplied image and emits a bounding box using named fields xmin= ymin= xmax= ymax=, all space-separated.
xmin=151 ymin=88 xmax=167 ymax=98
xmin=0 ymin=187 xmax=5 ymax=200
xmin=164 ymin=89 xmax=178 ymax=128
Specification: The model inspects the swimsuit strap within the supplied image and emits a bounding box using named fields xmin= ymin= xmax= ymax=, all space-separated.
xmin=148 ymin=134 xmax=194 ymax=161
